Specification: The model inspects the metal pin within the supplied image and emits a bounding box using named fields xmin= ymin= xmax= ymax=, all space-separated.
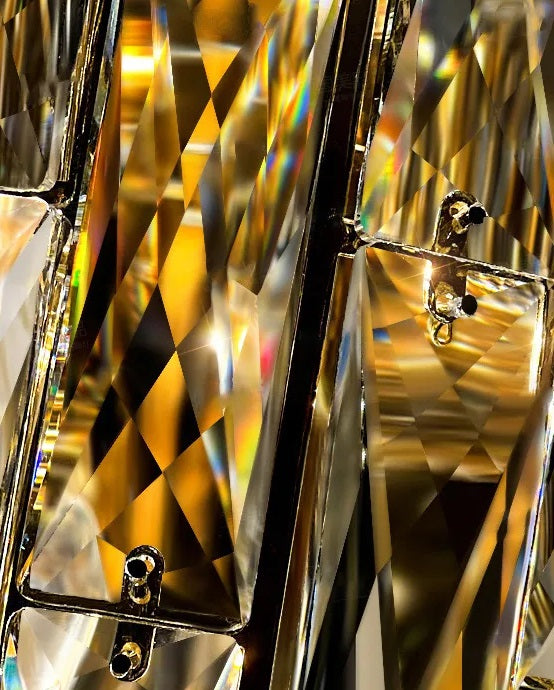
xmin=431 ymin=321 xmax=453 ymax=347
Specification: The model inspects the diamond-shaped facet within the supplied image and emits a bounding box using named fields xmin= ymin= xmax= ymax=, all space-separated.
xmin=21 ymin=0 xmax=344 ymax=626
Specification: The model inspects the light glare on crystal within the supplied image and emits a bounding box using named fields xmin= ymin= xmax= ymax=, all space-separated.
xmin=360 ymin=0 xmax=554 ymax=278
xmin=1 ymin=608 xmax=243 ymax=689
xmin=0 ymin=195 xmax=52 ymax=499
xmin=23 ymin=0 xmax=343 ymax=625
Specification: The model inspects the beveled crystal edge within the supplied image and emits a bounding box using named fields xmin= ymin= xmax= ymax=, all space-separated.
xmin=270 ymin=253 xmax=357 ymax=690
xmin=0 ymin=0 xmax=121 ymax=197
xmin=0 ymin=206 xmax=75 ymax=639
xmin=343 ymin=0 xmax=412 ymax=224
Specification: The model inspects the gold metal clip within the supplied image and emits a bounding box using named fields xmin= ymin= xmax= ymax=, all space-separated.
xmin=424 ymin=191 xmax=486 ymax=346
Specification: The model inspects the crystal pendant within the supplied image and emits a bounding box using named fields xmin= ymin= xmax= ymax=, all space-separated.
xmin=15 ymin=0 xmax=344 ymax=632
xmin=1 ymin=608 xmax=243 ymax=689
xmin=0 ymin=0 xmax=113 ymax=192
xmin=0 ymin=194 xmax=71 ymax=541
xmin=275 ymin=218 xmax=554 ymax=690
xmin=358 ymin=0 xmax=554 ymax=277
xmin=360 ymin=243 xmax=550 ymax=689
xmin=274 ymin=0 xmax=554 ymax=688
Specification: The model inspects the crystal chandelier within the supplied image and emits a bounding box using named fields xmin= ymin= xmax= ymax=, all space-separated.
xmin=0 ymin=0 xmax=553 ymax=688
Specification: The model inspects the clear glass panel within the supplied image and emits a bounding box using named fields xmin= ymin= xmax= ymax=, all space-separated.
xmin=19 ymin=0 xmax=345 ymax=627
xmin=0 ymin=196 xmax=50 ymax=479
xmin=1 ymin=608 xmax=243 ymax=689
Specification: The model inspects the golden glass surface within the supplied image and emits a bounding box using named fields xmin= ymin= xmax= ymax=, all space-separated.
xmin=18 ymin=0 xmax=344 ymax=628
xmin=360 ymin=246 xmax=550 ymax=689
xmin=276 ymin=242 xmax=554 ymax=689
xmin=1 ymin=0 xmax=553 ymax=686
xmin=358 ymin=0 xmax=554 ymax=279
xmin=351 ymin=1 xmax=554 ymax=683
xmin=0 ymin=0 xmax=110 ymax=191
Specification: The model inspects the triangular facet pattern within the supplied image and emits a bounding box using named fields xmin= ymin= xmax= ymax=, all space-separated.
xmin=1 ymin=608 xmax=243 ymax=690
xmin=279 ymin=246 xmax=552 ymax=689
xmin=24 ymin=0 xmax=344 ymax=625
xmin=360 ymin=0 xmax=554 ymax=279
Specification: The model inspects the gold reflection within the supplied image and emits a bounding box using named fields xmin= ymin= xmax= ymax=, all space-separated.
xmin=360 ymin=0 xmax=554 ymax=278
xmin=23 ymin=0 xmax=344 ymax=625
xmin=362 ymin=245 xmax=551 ymax=689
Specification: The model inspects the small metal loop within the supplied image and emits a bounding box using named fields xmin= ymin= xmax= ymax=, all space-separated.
xmin=431 ymin=319 xmax=453 ymax=347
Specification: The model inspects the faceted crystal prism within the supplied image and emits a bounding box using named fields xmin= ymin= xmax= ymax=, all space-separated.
xmin=20 ymin=0 xmax=344 ymax=626
xmin=277 ymin=244 xmax=554 ymax=689
xmin=0 ymin=195 xmax=68 ymax=524
xmin=1 ymin=608 xmax=243 ymax=689
xmin=271 ymin=254 xmax=365 ymax=690
xmin=359 ymin=0 xmax=554 ymax=278
xmin=517 ymin=471 xmax=554 ymax=687
xmin=0 ymin=0 xmax=100 ymax=191
xmin=359 ymin=247 xmax=550 ymax=689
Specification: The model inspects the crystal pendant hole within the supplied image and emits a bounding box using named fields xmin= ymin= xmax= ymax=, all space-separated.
xmin=110 ymin=641 xmax=143 ymax=680
xmin=461 ymin=294 xmax=478 ymax=316
xmin=111 ymin=653 xmax=132 ymax=678
xmin=126 ymin=558 xmax=149 ymax=581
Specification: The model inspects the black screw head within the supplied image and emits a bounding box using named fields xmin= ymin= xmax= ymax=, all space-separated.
xmin=461 ymin=294 xmax=478 ymax=316
xmin=468 ymin=204 xmax=487 ymax=224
